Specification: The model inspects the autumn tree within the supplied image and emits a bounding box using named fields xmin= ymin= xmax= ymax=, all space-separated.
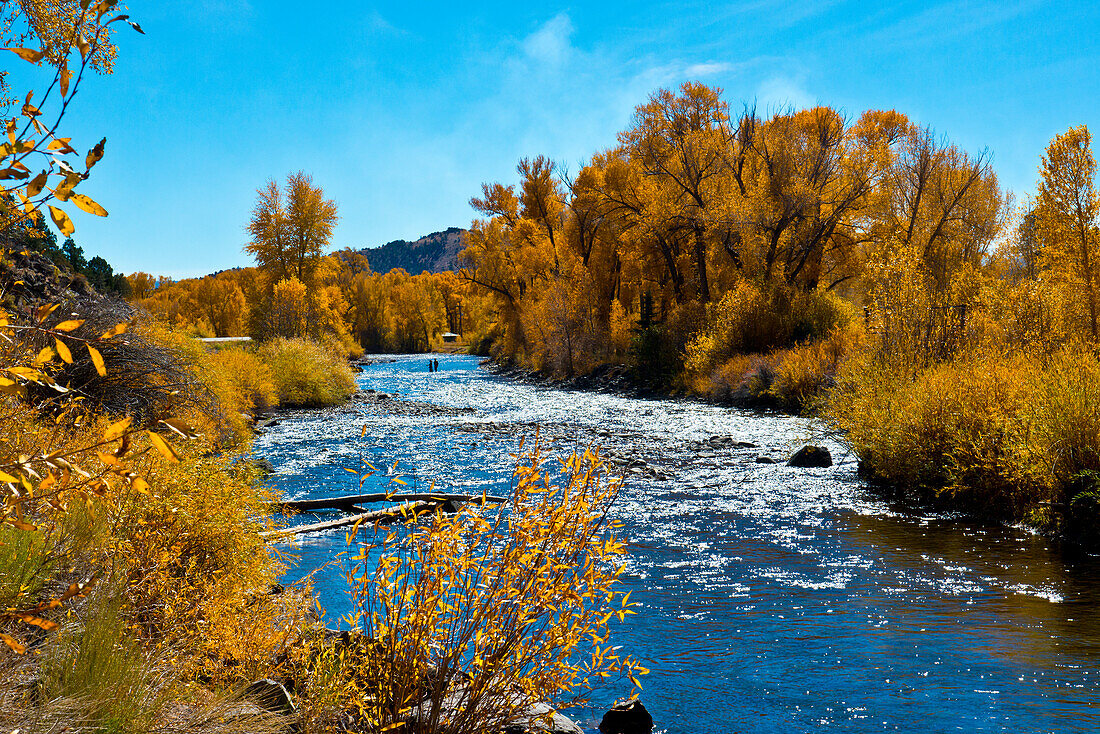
xmin=269 ymin=277 xmax=311 ymax=338
xmin=867 ymin=123 xmax=1004 ymax=292
xmin=1034 ymin=125 xmax=1100 ymax=339
xmin=619 ymin=83 xmax=729 ymax=303
xmin=192 ymin=275 xmax=248 ymax=337
xmin=245 ymin=172 xmax=339 ymax=287
xmin=127 ymin=271 xmax=160 ymax=300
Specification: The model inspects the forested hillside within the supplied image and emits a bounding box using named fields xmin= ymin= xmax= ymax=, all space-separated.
xmin=359 ymin=227 xmax=467 ymax=275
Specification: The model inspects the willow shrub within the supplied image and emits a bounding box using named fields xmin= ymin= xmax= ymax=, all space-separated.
xmin=329 ymin=443 xmax=646 ymax=734
xmin=208 ymin=347 xmax=278 ymax=414
xmin=701 ymin=323 xmax=863 ymax=412
xmin=829 ymin=348 xmax=1100 ymax=524
xmin=257 ymin=337 xmax=357 ymax=408
xmin=684 ymin=281 xmax=855 ymax=379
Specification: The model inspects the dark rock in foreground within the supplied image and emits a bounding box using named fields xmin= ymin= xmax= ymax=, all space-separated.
xmin=787 ymin=445 xmax=832 ymax=468
xmin=250 ymin=458 xmax=276 ymax=474
xmin=599 ymin=698 xmax=653 ymax=734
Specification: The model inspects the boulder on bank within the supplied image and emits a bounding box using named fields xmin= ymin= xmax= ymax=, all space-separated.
xmin=502 ymin=701 xmax=584 ymax=734
xmin=599 ymin=698 xmax=653 ymax=734
xmin=787 ymin=445 xmax=832 ymax=468
xmin=250 ymin=458 xmax=276 ymax=474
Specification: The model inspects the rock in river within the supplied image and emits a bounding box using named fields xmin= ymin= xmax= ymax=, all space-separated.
xmin=599 ymin=698 xmax=653 ymax=734
xmin=787 ymin=445 xmax=832 ymax=468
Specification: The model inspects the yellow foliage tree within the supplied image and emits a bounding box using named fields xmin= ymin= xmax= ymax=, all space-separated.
xmin=1034 ymin=125 xmax=1100 ymax=339
xmin=269 ymin=276 xmax=311 ymax=338
xmin=245 ymin=171 xmax=339 ymax=287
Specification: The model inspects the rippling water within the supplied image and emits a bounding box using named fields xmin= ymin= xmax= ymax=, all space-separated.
xmin=254 ymin=354 xmax=1100 ymax=733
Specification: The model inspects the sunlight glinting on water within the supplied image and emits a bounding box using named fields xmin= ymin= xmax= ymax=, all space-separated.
xmin=254 ymin=354 xmax=1100 ymax=734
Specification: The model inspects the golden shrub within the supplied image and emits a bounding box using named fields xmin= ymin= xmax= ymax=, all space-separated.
xmin=257 ymin=337 xmax=357 ymax=408
xmin=829 ymin=351 xmax=1057 ymax=515
xmin=333 ymin=441 xmax=646 ymax=734
xmin=208 ymin=347 xmax=278 ymax=413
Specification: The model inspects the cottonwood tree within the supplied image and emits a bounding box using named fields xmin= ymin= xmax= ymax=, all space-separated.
xmin=245 ymin=172 xmax=339 ymax=287
xmin=1034 ymin=125 xmax=1100 ymax=339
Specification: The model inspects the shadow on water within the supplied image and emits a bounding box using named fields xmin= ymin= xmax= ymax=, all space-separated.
xmin=255 ymin=354 xmax=1100 ymax=734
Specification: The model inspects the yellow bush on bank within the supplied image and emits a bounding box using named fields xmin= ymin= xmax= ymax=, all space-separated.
xmin=209 ymin=347 xmax=279 ymax=413
xmin=0 ymin=304 xmax=315 ymax=731
xmin=829 ymin=348 xmax=1100 ymax=521
xmin=257 ymin=337 xmax=358 ymax=408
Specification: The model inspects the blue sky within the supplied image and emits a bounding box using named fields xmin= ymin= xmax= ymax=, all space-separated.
xmin=27 ymin=0 xmax=1100 ymax=277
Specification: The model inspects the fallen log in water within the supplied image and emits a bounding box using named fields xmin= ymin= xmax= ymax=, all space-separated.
xmin=279 ymin=492 xmax=506 ymax=513
xmin=260 ymin=501 xmax=437 ymax=539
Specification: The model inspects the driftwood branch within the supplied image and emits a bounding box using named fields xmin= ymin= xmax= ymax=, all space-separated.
xmin=279 ymin=492 xmax=506 ymax=513
xmin=260 ymin=501 xmax=440 ymax=539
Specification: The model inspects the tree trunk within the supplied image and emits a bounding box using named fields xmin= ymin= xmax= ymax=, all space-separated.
xmin=693 ymin=224 xmax=710 ymax=303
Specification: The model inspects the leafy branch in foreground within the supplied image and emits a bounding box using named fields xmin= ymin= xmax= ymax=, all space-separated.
xmin=1 ymin=0 xmax=144 ymax=239
xmin=330 ymin=439 xmax=646 ymax=734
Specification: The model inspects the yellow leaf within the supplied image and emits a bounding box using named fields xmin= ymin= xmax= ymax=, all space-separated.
xmin=132 ymin=476 xmax=150 ymax=494
xmin=54 ymin=319 xmax=84 ymax=332
xmin=70 ymin=193 xmax=107 ymax=217
xmin=36 ymin=303 xmax=59 ymax=322
xmin=52 ymin=176 xmax=75 ymax=201
xmin=26 ymin=171 xmax=47 ymax=197
xmin=48 ymin=205 xmax=74 ymax=236
xmin=0 ymin=470 xmax=18 ymax=483
xmin=148 ymin=432 xmax=180 ymax=463
xmin=87 ymin=345 xmax=106 ymax=376
xmin=5 ymin=47 xmax=44 ymax=63
xmin=76 ymin=34 xmax=90 ymax=60
xmin=103 ymin=416 xmax=132 ymax=441
xmin=55 ymin=338 xmax=72 ymax=364
xmin=86 ymin=138 xmax=106 ymax=169
xmin=35 ymin=346 xmax=54 ymax=363
xmin=100 ymin=322 xmax=127 ymax=339
xmin=0 ymin=633 xmax=26 ymax=654
xmin=15 ymin=613 xmax=58 ymax=631
xmin=60 ymin=64 xmax=72 ymax=97
xmin=159 ymin=418 xmax=196 ymax=438
xmin=96 ymin=452 xmax=118 ymax=465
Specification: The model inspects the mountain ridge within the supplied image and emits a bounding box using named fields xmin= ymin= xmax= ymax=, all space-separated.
xmin=358 ymin=227 xmax=468 ymax=275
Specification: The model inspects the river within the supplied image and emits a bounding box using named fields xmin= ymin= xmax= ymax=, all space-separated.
xmin=254 ymin=354 xmax=1100 ymax=733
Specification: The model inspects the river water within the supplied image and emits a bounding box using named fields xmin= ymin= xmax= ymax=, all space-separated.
xmin=254 ymin=354 xmax=1100 ymax=733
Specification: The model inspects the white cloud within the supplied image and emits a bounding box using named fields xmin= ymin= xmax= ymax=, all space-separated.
xmin=757 ymin=75 xmax=815 ymax=111
xmin=684 ymin=62 xmax=734 ymax=78
xmin=365 ymin=10 xmax=406 ymax=37
xmin=521 ymin=13 xmax=575 ymax=66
